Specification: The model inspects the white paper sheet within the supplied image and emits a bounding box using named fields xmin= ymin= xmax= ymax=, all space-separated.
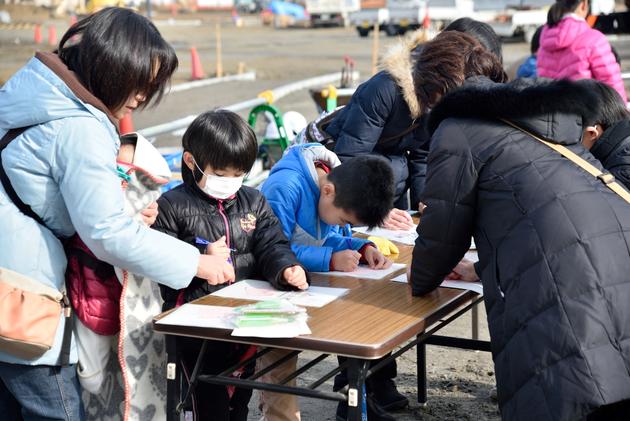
xmin=391 ymin=274 xmax=483 ymax=295
xmin=440 ymin=280 xmax=484 ymax=295
xmin=391 ymin=273 xmax=408 ymax=283
xmin=155 ymin=304 xmax=234 ymax=329
xmin=314 ymin=263 xmax=406 ymax=280
xmin=231 ymin=320 xmax=311 ymax=338
xmin=352 ymin=226 xmax=418 ymax=246
xmin=211 ymin=279 xmax=348 ymax=308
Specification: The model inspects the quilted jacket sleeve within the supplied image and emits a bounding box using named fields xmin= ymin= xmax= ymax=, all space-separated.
xmin=333 ymin=76 xmax=397 ymax=160
xmin=410 ymin=120 xmax=478 ymax=295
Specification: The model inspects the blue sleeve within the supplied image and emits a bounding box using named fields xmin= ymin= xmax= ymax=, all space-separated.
xmin=323 ymin=228 xmax=371 ymax=252
xmin=262 ymin=178 xmax=333 ymax=272
xmin=52 ymin=118 xmax=199 ymax=290
xmin=333 ymin=74 xmax=397 ymax=161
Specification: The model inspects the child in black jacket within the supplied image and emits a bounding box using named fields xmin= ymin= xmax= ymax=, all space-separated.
xmin=153 ymin=110 xmax=308 ymax=421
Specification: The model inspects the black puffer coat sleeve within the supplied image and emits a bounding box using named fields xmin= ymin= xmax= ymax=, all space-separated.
xmin=253 ymin=195 xmax=309 ymax=291
xmin=410 ymin=120 xmax=477 ymax=295
xmin=332 ymin=74 xmax=397 ymax=160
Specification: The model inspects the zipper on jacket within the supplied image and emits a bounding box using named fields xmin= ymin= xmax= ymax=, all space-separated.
xmin=217 ymin=200 xmax=234 ymax=283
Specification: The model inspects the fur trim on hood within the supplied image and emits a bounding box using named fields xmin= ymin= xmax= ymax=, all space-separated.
xmin=428 ymin=77 xmax=600 ymax=135
xmin=379 ymin=29 xmax=428 ymax=119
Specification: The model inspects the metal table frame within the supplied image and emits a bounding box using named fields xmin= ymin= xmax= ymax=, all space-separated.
xmin=164 ymin=296 xmax=490 ymax=421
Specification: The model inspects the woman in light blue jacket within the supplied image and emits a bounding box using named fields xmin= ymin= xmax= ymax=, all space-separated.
xmin=0 ymin=8 xmax=234 ymax=420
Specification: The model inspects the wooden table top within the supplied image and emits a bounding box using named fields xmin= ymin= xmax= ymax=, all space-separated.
xmin=154 ymin=241 xmax=478 ymax=359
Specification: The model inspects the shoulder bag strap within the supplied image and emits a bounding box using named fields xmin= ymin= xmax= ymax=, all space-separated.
xmin=501 ymin=118 xmax=630 ymax=205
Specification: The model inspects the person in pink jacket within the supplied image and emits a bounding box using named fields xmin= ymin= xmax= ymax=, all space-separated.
xmin=537 ymin=0 xmax=627 ymax=102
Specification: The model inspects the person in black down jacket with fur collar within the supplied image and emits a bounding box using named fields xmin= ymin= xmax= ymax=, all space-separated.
xmin=410 ymin=77 xmax=630 ymax=421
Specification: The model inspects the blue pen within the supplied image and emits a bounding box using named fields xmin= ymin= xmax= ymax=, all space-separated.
xmin=195 ymin=237 xmax=235 ymax=264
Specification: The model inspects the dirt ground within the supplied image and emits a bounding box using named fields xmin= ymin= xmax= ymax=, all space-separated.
xmin=0 ymin=6 xmax=628 ymax=420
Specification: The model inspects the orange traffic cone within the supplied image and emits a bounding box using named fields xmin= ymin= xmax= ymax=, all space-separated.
xmin=190 ymin=47 xmax=205 ymax=80
xmin=422 ymin=8 xmax=430 ymax=30
xmin=119 ymin=112 xmax=134 ymax=135
xmin=48 ymin=25 xmax=57 ymax=47
xmin=34 ymin=24 xmax=42 ymax=44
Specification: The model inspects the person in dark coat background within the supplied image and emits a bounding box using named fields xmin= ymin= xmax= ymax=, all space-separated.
xmin=578 ymin=79 xmax=630 ymax=191
xmin=312 ymin=19 xmax=503 ymax=229
xmin=409 ymin=77 xmax=630 ymax=420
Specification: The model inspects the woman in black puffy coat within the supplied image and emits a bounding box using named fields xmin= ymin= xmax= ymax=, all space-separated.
xmin=410 ymin=77 xmax=630 ymax=421
xmin=313 ymin=19 xmax=503 ymax=227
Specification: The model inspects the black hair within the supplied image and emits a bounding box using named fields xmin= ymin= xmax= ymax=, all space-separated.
xmin=444 ymin=18 xmax=503 ymax=64
xmin=328 ymin=156 xmax=394 ymax=228
xmin=531 ymin=26 xmax=543 ymax=54
xmin=57 ymin=7 xmax=178 ymax=113
xmin=576 ymin=79 xmax=629 ymax=129
xmin=181 ymin=110 xmax=258 ymax=185
xmin=547 ymin=0 xmax=587 ymax=27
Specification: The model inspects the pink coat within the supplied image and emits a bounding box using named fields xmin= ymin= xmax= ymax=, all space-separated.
xmin=537 ymin=16 xmax=627 ymax=102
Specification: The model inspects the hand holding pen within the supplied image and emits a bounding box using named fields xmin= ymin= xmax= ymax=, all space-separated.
xmin=204 ymin=235 xmax=232 ymax=260
xmin=330 ymin=237 xmax=360 ymax=272
xmin=195 ymin=236 xmax=236 ymax=285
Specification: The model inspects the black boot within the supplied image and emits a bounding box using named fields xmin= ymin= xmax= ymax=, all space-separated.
xmin=335 ymin=394 xmax=397 ymax=421
xmin=370 ymin=379 xmax=409 ymax=411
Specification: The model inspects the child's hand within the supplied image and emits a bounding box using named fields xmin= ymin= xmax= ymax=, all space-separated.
xmin=363 ymin=246 xmax=392 ymax=269
xmin=197 ymin=255 xmax=235 ymax=285
xmin=331 ymin=250 xmax=361 ymax=272
xmin=207 ymin=236 xmax=230 ymax=260
xmin=140 ymin=202 xmax=159 ymax=226
xmin=283 ymin=265 xmax=308 ymax=290
xmin=382 ymin=208 xmax=414 ymax=231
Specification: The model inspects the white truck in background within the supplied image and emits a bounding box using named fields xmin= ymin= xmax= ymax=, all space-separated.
xmin=305 ymin=0 xmax=361 ymax=26
xmin=350 ymin=0 xmax=484 ymax=37
xmin=349 ymin=7 xmax=390 ymax=36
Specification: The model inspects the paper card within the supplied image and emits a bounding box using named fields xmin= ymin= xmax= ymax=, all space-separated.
xmin=352 ymin=226 xmax=418 ymax=246
xmin=211 ymin=279 xmax=348 ymax=308
xmin=314 ymin=263 xmax=406 ymax=280
xmin=155 ymin=304 xmax=234 ymax=329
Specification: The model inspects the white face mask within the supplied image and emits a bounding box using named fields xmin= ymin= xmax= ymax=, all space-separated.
xmin=193 ymin=158 xmax=244 ymax=199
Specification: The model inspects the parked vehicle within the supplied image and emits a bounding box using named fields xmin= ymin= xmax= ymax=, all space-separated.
xmin=349 ymin=6 xmax=389 ymax=36
xmin=305 ymin=0 xmax=360 ymax=26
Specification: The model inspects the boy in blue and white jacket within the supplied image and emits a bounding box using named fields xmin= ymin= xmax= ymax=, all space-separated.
xmin=261 ymin=143 xmax=394 ymax=273
xmin=262 ymin=144 xmax=411 ymax=419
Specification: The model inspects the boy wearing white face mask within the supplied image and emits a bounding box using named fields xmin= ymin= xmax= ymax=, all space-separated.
xmin=152 ymin=110 xmax=308 ymax=421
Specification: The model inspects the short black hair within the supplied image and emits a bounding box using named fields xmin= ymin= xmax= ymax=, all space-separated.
xmin=577 ymin=80 xmax=629 ymax=129
xmin=444 ymin=18 xmax=503 ymax=64
xmin=182 ymin=110 xmax=258 ymax=184
xmin=57 ymin=7 xmax=177 ymax=113
xmin=328 ymin=156 xmax=394 ymax=228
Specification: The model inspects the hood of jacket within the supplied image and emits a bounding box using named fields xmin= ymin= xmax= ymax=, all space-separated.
xmin=428 ymin=76 xmax=600 ymax=145
xmin=0 ymin=52 xmax=117 ymax=131
xmin=378 ymin=29 xmax=427 ymax=119
xmin=540 ymin=16 xmax=590 ymax=51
